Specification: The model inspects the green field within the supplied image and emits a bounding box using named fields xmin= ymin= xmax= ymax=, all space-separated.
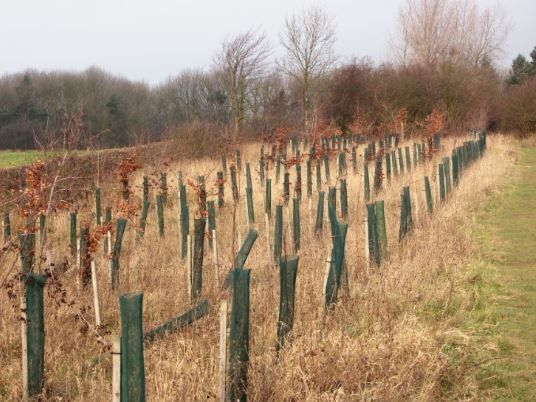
xmin=0 ymin=150 xmax=55 ymax=168
xmin=471 ymin=145 xmax=536 ymax=400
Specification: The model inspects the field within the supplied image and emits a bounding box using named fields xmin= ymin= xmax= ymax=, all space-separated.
xmin=0 ymin=133 xmax=532 ymax=401
xmin=0 ymin=150 xmax=56 ymax=168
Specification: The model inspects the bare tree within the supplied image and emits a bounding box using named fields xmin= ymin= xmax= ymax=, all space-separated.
xmin=215 ymin=29 xmax=271 ymax=136
xmin=279 ymin=6 xmax=336 ymax=132
xmin=393 ymin=0 xmax=509 ymax=67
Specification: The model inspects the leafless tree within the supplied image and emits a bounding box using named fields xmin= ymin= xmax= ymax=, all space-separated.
xmin=279 ymin=6 xmax=336 ymax=132
xmin=393 ymin=0 xmax=509 ymax=67
xmin=215 ymin=29 xmax=271 ymax=136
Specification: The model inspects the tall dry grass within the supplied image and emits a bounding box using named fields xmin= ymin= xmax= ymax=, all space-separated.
xmin=0 ymin=134 xmax=517 ymax=401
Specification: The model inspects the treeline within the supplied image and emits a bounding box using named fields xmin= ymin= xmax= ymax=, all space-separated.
xmin=0 ymin=4 xmax=534 ymax=150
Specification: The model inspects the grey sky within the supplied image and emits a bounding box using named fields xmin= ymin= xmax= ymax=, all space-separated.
xmin=1 ymin=0 xmax=534 ymax=85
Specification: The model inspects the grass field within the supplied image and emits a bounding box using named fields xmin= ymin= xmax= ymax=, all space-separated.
xmin=469 ymin=145 xmax=536 ymax=400
xmin=0 ymin=150 xmax=55 ymax=168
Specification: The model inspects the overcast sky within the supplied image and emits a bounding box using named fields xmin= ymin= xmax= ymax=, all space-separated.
xmin=1 ymin=0 xmax=534 ymax=85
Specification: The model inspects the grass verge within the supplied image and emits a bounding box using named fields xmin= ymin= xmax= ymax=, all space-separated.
xmin=457 ymin=145 xmax=536 ymax=400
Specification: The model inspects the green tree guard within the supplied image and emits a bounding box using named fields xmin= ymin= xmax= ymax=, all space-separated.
xmin=222 ymin=155 xmax=228 ymax=176
xmin=246 ymin=187 xmax=255 ymax=224
xmin=198 ymin=175 xmax=207 ymax=214
xmin=405 ymin=146 xmax=411 ymax=171
xmin=236 ymin=150 xmax=242 ymax=172
xmin=265 ymin=179 xmax=272 ymax=216
xmin=443 ymin=157 xmax=451 ymax=194
xmin=398 ymin=186 xmax=413 ymax=241
xmin=222 ymin=229 xmax=259 ymax=287
xmin=179 ymin=183 xmax=187 ymax=219
xmin=142 ymin=176 xmax=149 ymax=204
xmin=207 ymin=201 xmax=216 ymax=248
xmin=315 ymin=160 xmax=322 ymax=191
xmin=374 ymin=156 xmax=383 ymax=193
xmin=274 ymin=205 xmax=283 ymax=261
xmin=398 ymin=148 xmax=404 ymax=174
xmin=351 ymin=147 xmax=357 ymax=173
xmin=121 ymin=176 xmax=130 ymax=201
xmin=230 ymin=165 xmax=239 ymax=202
xmin=367 ymin=204 xmax=380 ymax=266
xmin=144 ymin=299 xmax=209 ymax=343
xmin=120 ymin=292 xmax=146 ymax=401
xmin=391 ymin=150 xmax=398 ymax=177
xmin=276 ymin=157 xmax=281 ymax=184
xmin=374 ymin=200 xmax=387 ymax=260
xmin=245 ymin=163 xmax=253 ymax=191
xmin=160 ymin=173 xmax=168 ymax=204
xmin=385 ymin=152 xmax=391 ymax=182
xmin=3 ymin=209 xmax=11 ymax=242
xmin=439 ymin=163 xmax=446 ymax=202
xmin=69 ymin=211 xmax=77 ymax=258
xmin=363 ymin=163 xmax=371 ymax=202
xmin=80 ymin=223 xmax=91 ymax=287
xmin=95 ymin=187 xmax=102 ymax=225
xmin=452 ymin=152 xmax=459 ymax=186
xmin=315 ymin=191 xmax=325 ymax=233
xmin=138 ymin=199 xmax=150 ymax=239
xmin=105 ymin=206 xmax=112 ymax=225
xmin=19 ymin=232 xmax=35 ymax=275
xmin=323 ymin=154 xmax=330 ymax=182
xmin=277 ymin=255 xmax=299 ymax=350
xmin=424 ymin=176 xmax=433 ymax=213
xmin=292 ymin=198 xmax=300 ymax=251
xmin=228 ymin=268 xmax=251 ymax=402
xmin=259 ymin=155 xmax=265 ymax=185
xmin=192 ymin=218 xmax=206 ymax=300
xmin=328 ymin=186 xmax=337 ymax=216
xmin=433 ymin=133 xmax=441 ymax=150
xmin=413 ymin=144 xmax=418 ymax=168
xmin=306 ymin=160 xmax=312 ymax=198
xmin=234 ymin=229 xmax=258 ymax=269
xmin=338 ymin=152 xmax=345 ymax=177
xmin=111 ymin=218 xmax=127 ymax=288
xmin=340 ymin=179 xmax=348 ymax=219
xmin=325 ymin=205 xmax=348 ymax=307
xmin=217 ymin=171 xmax=225 ymax=207
xmin=25 ymin=272 xmax=47 ymax=397
xmin=295 ymin=164 xmax=302 ymax=200
xmin=156 ymin=194 xmax=165 ymax=237
xmin=283 ymin=172 xmax=290 ymax=205
xmin=38 ymin=213 xmax=46 ymax=245
xmin=181 ymin=205 xmax=189 ymax=260
xmin=104 ymin=207 xmax=112 ymax=253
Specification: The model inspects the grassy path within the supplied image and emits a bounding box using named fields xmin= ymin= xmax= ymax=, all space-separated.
xmin=476 ymin=146 xmax=536 ymax=400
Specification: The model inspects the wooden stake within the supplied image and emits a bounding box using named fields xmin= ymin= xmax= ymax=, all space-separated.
xmin=218 ymin=300 xmax=228 ymax=402
xmin=91 ymin=260 xmax=101 ymax=327
xmin=112 ymin=335 xmax=121 ymax=402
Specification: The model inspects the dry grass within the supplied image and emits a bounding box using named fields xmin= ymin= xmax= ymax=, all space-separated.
xmin=0 ymin=134 xmax=518 ymax=401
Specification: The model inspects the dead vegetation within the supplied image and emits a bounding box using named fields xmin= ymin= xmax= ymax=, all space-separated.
xmin=0 ymin=134 xmax=517 ymax=401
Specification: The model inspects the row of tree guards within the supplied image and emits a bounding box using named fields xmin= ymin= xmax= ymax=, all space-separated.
xmin=6 ymin=130 xmax=487 ymax=400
